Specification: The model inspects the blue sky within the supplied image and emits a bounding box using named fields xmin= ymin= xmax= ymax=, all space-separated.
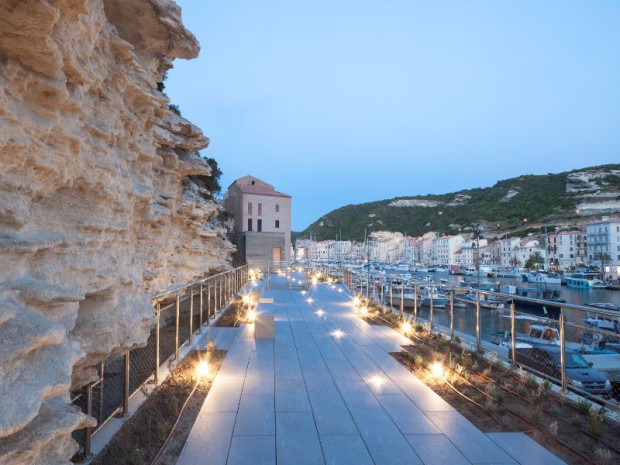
xmin=167 ymin=0 xmax=620 ymax=231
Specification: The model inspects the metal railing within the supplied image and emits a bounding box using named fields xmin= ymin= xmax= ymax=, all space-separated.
xmin=338 ymin=267 xmax=620 ymax=412
xmin=71 ymin=265 xmax=249 ymax=460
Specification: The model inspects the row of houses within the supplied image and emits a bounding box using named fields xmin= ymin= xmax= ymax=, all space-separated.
xmin=296 ymin=216 xmax=620 ymax=277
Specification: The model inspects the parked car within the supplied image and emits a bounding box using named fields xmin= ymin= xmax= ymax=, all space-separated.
xmin=514 ymin=346 xmax=612 ymax=398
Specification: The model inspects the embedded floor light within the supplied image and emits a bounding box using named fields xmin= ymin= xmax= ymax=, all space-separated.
xmin=315 ymin=309 xmax=325 ymax=317
xmin=247 ymin=309 xmax=256 ymax=321
xmin=360 ymin=306 xmax=368 ymax=316
xmin=242 ymin=294 xmax=251 ymax=305
xmin=353 ymin=296 xmax=361 ymax=307
xmin=196 ymin=360 xmax=210 ymax=379
xmin=430 ymin=361 xmax=444 ymax=379
xmin=402 ymin=321 xmax=412 ymax=334
xmin=331 ymin=329 xmax=345 ymax=339
xmin=306 ymin=297 xmax=314 ymax=304
xmin=370 ymin=374 xmax=385 ymax=388
xmin=301 ymin=290 xmax=307 ymax=296
xmin=337 ymin=288 xmax=343 ymax=293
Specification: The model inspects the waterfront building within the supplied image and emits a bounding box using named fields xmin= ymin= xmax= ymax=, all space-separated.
xmin=547 ymin=230 xmax=587 ymax=270
xmin=432 ymin=234 xmax=464 ymax=266
xmin=499 ymin=237 xmax=522 ymax=267
xmin=512 ymin=239 xmax=543 ymax=267
xmin=455 ymin=239 xmax=488 ymax=267
xmin=224 ymin=175 xmax=291 ymax=266
xmin=372 ymin=231 xmax=404 ymax=263
xmin=586 ymin=216 xmax=620 ymax=278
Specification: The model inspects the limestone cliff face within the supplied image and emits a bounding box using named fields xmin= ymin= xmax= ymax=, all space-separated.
xmin=0 ymin=1 xmax=233 ymax=463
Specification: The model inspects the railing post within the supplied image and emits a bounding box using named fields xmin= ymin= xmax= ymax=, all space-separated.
xmin=207 ymin=282 xmax=212 ymax=324
xmin=155 ymin=303 xmax=160 ymax=385
xmin=389 ymin=281 xmax=393 ymax=309
xmin=400 ymin=282 xmax=404 ymax=321
xmin=123 ymin=351 xmax=130 ymax=415
xmin=560 ymin=311 xmax=567 ymax=396
xmin=449 ymin=290 xmax=454 ymax=339
xmin=429 ymin=288 xmax=434 ymax=331
xmin=189 ymin=288 xmax=194 ymax=344
xmin=475 ymin=292 xmax=481 ymax=352
xmin=214 ymin=278 xmax=218 ymax=314
xmin=414 ymin=284 xmax=418 ymax=319
xmin=219 ymin=276 xmax=223 ymax=309
xmin=268 ymin=267 xmax=271 ymax=289
xmin=84 ymin=384 xmax=93 ymax=459
xmin=175 ymin=293 xmax=180 ymax=360
xmin=510 ymin=300 xmax=516 ymax=367
xmin=199 ymin=285 xmax=204 ymax=329
xmin=380 ymin=278 xmax=384 ymax=310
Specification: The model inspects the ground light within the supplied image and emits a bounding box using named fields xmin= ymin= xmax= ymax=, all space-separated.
xmin=196 ymin=360 xmax=210 ymax=379
xmin=306 ymin=298 xmax=314 ymax=304
xmin=247 ymin=309 xmax=256 ymax=321
xmin=430 ymin=361 xmax=444 ymax=379
xmin=401 ymin=321 xmax=412 ymax=334
xmin=242 ymin=294 xmax=250 ymax=305
xmin=315 ymin=309 xmax=325 ymax=317
xmin=301 ymin=290 xmax=306 ymax=296
xmin=353 ymin=296 xmax=361 ymax=306
xmin=370 ymin=374 xmax=385 ymax=388
xmin=360 ymin=306 xmax=368 ymax=316
xmin=331 ymin=329 xmax=345 ymax=339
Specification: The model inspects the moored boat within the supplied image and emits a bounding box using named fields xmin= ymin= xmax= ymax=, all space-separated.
xmin=564 ymin=273 xmax=606 ymax=289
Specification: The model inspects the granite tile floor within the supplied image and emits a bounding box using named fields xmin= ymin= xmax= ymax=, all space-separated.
xmin=177 ymin=276 xmax=566 ymax=465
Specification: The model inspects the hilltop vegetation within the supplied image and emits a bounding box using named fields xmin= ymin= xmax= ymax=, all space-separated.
xmin=302 ymin=164 xmax=620 ymax=241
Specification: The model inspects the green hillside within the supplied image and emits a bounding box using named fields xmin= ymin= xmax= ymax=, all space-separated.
xmin=302 ymin=164 xmax=620 ymax=242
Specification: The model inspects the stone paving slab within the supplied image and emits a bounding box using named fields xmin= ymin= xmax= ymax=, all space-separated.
xmin=276 ymin=411 xmax=324 ymax=465
xmin=227 ymin=435 xmax=276 ymax=465
xmin=320 ymin=435 xmax=375 ymax=465
xmin=177 ymin=278 xmax=565 ymax=465
xmin=486 ymin=432 xmax=567 ymax=465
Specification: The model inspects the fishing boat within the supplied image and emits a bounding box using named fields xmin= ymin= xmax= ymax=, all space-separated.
xmin=522 ymin=271 xmax=562 ymax=285
xmin=564 ymin=272 xmax=606 ymax=289
xmin=499 ymin=285 xmax=565 ymax=316
xmin=584 ymin=303 xmax=620 ymax=333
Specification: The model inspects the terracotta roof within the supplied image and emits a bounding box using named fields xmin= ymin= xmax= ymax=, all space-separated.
xmin=231 ymin=175 xmax=291 ymax=198
xmin=237 ymin=184 xmax=291 ymax=198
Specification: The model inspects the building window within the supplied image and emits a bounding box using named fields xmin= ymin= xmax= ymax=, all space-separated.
xmin=258 ymin=203 xmax=262 ymax=216
xmin=257 ymin=219 xmax=262 ymax=232
xmin=248 ymin=180 xmax=255 ymax=185
xmin=248 ymin=218 xmax=252 ymax=231
xmin=275 ymin=220 xmax=280 ymax=228
xmin=248 ymin=202 xmax=252 ymax=215
xmin=275 ymin=204 xmax=280 ymax=212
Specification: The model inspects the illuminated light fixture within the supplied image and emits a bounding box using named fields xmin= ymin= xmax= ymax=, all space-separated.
xmin=242 ymin=294 xmax=251 ymax=304
xmin=402 ymin=321 xmax=412 ymax=334
xmin=331 ymin=329 xmax=345 ymax=339
xmin=337 ymin=288 xmax=343 ymax=293
xmin=312 ymin=277 xmax=318 ymax=284
xmin=430 ymin=361 xmax=444 ymax=378
xmin=196 ymin=360 xmax=210 ymax=379
xmin=307 ymin=298 xmax=314 ymax=304
xmin=353 ymin=297 xmax=361 ymax=307
xmin=370 ymin=374 xmax=385 ymax=387
xmin=360 ymin=306 xmax=368 ymax=316
xmin=315 ymin=309 xmax=325 ymax=317
xmin=301 ymin=290 xmax=307 ymax=296
xmin=248 ymin=309 xmax=256 ymax=321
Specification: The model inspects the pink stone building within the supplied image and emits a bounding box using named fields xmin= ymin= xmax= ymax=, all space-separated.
xmin=224 ymin=175 xmax=291 ymax=266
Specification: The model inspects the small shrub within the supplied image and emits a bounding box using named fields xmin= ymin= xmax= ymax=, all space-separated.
xmin=453 ymin=335 xmax=462 ymax=344
xmin=482 ymin=368 xmax=492 ymax=377
xmin=571 ymin=414 xmax=583 ymax=427
xmin=414 ymin=354 xmax=424 ymax=368
xmin=524 ymin=375 xmax=538 ymax=390
xmin=529 ymin=407 xmax=542 ymax=425
xmin=548 ymin=420 xmax=558 ymax=436
xmin=590 ymin=417 xmax=606 ymax=438
xmin=494 ymin=391 xmax=505 ymax=404
xmin=577 ymin=399 xmax=592 ymax=416
xmin=515 ymin=385 xmax=527 ymax=397
xmin=594 ymin=447 xmax=613 ymax=465
xmin=484 ymin=398 xmax=497 ymax=413
xmin=493 ymin=360 xmax=506 ymax=372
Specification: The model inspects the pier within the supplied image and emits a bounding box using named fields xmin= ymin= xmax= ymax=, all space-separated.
xmin=177 ymin=272 xmax=565 ymax=465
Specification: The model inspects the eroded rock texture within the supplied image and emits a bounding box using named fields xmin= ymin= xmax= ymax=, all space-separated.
xmin=0 ymin=1 xmax=233 ymax=463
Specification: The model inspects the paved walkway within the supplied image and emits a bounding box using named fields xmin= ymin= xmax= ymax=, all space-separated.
xmin=177 ymin=277 xmax=565 ymax=465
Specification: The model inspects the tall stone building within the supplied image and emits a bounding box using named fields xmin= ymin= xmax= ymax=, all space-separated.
xmin=224 ymin=176 xmax=292 ymax=266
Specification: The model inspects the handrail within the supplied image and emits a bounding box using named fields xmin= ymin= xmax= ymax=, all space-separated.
xmin=151 ymin=265 xmax=247 ymax=301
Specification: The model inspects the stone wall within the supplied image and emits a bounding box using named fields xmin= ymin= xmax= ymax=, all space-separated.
xmin=0 ymin=1 xmax=234 ymax=463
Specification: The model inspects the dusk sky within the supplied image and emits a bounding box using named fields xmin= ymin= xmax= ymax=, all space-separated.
xmin=167 ymin=0 xmax=620 ymax=231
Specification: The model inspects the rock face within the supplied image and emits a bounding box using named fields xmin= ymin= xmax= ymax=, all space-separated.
xmin=0 ymin=1 xmax=234 ymax=463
